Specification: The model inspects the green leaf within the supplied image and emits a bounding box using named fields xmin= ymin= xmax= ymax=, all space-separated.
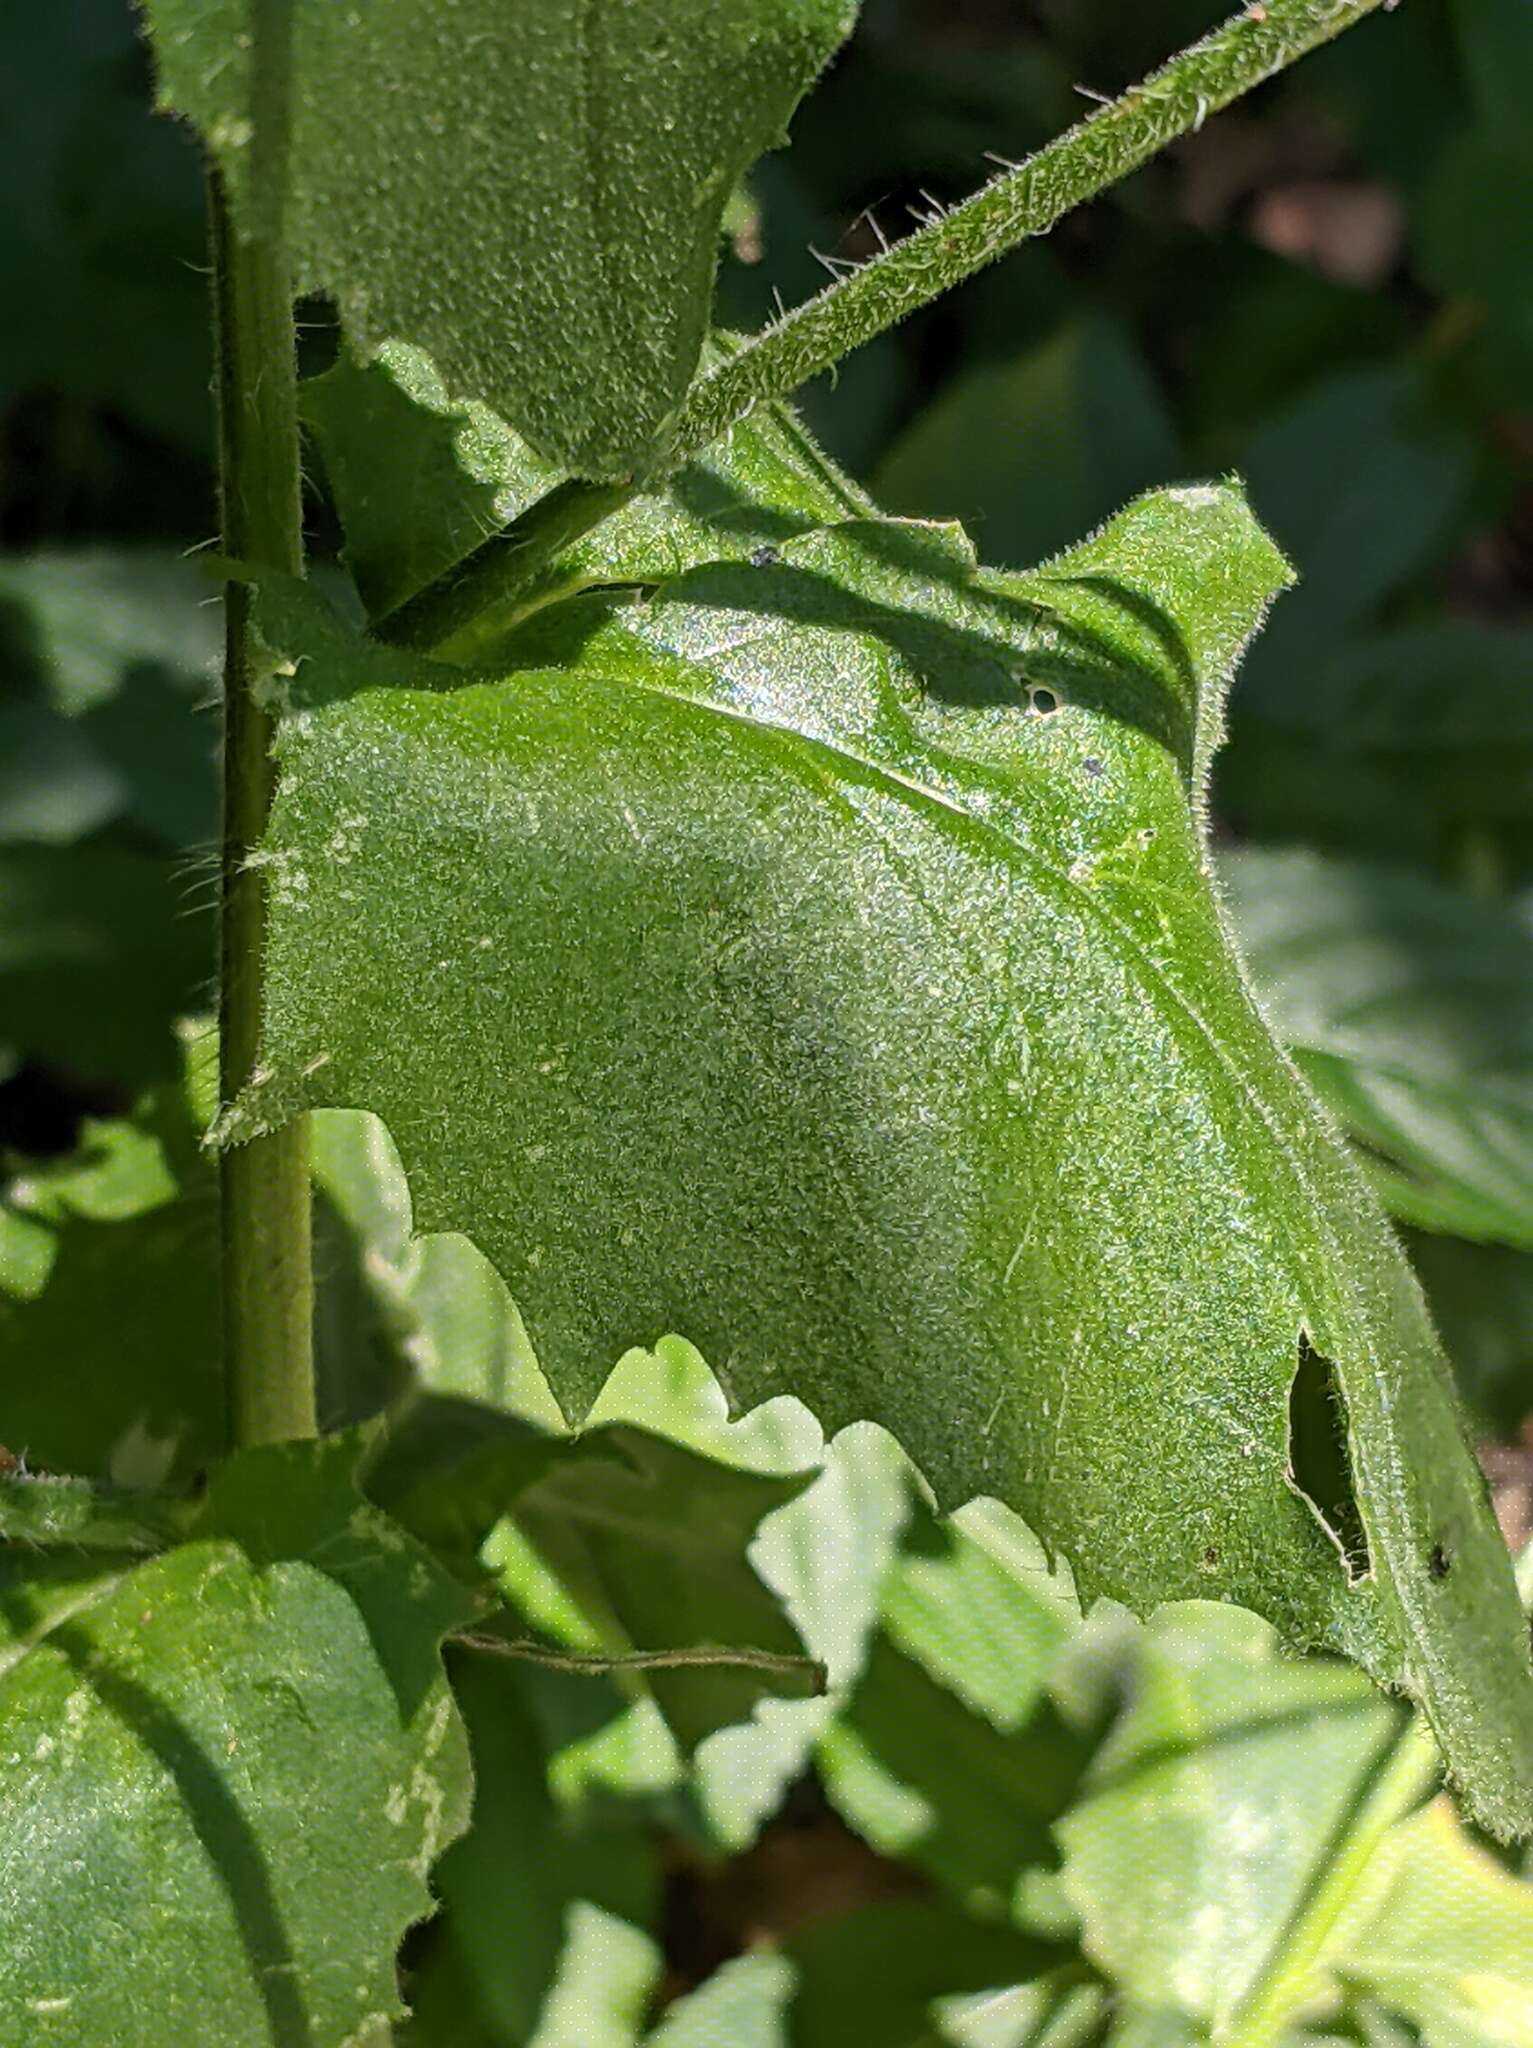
xmin=302 ymin=341 xmax=869 ymax=624
xmin=140 ymin=0 xmax=858 ymax=474
xmin=368 ymin=1342 xmax=822 ymax=1750
xmin=0 ymin=1048 xmax=223 ymax=1486
xmin=0 ymin=1436 xmax=472 ymax=2044
xmin=785 ymin=1901 xmax=1061 ymax=2048
xmin=225 ymin=483 xmax=1533 ymax=1834
xmin=582 ymin=1337 xmax=912 ymax=1848
xmin=1326 ymin=1796 xmax=1533 ymax=2047
xmin=505 ymin=1409 xmax=821 ymax=1751
xmin=0 ymin=844 xmax=211 ymax=1087
xmin=873 ymin=320 xmax=1180 ymax=571
xmin=1056 ymin=1601 xmax=1411 ymax=2034
xmin=1407 ymin=1232 xmax=1533 ymax=1439
xmin=1224 ymin=848 xmax=1533 ymax=1248
xmin=1231 ymin=364 xmax=1475 ymax=712
xmin=819 ymin=1505 xmax=1088 ymax=1920
xmin=0 ymin=15 xmax=209 ymax=451
xmin=1220 ymin=623 xmax=1533 ymax=866
xmin=404 ymin=1652 xmax=658 ymax=2048
xmin=645 ymin=1954 xmax=794 ymax=2048
xmin=0 ymin=1472 xmax=189 ymax=1553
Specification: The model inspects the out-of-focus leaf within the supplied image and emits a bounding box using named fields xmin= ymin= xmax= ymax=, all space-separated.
xmin=224 ymin=477 xmax=1533 ymax=1832
xmin=1326 ymin=1796 xmax=1533 ymax=2046
xmin=0 ymin=549 xmax=220 ymax=718
xmin=1414 ymin=131 xmax=1533 ymax=406
xmin=368 ymin=1342 xmax=821 ymax=1752
xmin=0 ymin=1471 xmax=188 ymax=1552
xmin=1056 ymin=1601 xmax=1413 ymax=2035
xmin=1224 ymin=847 xmax=1533 ymax=1249
xmin=302 ymin=341 xmax=868 ymax=623
xmin=1449 ymin=0 xmax=1533 ymax=148
xmin=0 ymin=845 xmax=210 ymax=1088
xmin=935 ymin=1975 xmax=1111 ymax=2048
xmin=1407 ymin=1232 xmax=1533 ymax=1438
xmin=820 ymin=1504 xmax=1087 ymax=1919
xmin=821 ymin=1633 xmax=1091 ymax=1921
xmin=0 ymin=1435 xmax=472 ymax=2045
xmin=785 ymin=1900 xmax=1061 ymax=2048
xmin=1231 ymin=364 xmax=1476 ymax=713
xmin=0 ymin=1044 xmax=222 ymax=1486
xmin=873 ymin=320 xmax=1180 ymax=572
xmin=645 ymin=1954 xmax=794 ymax=2047
xmin=404 ymin=1652 xmax=658 ymax=2048
xmin=584 ymin=1337 xmax=912 ymax=1847
xmin=0 ymin=9 xmax=208 ymax=449
xmin=509 ymin=1414 xmax=821 ymax=1753
xmin=1222 ymin=624 xmax=1533 ymax=866
xmin=140 ymin=0 xmax=857 ymax=474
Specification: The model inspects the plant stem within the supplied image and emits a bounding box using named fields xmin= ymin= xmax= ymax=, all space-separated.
xmin=673 ymin=0 xmax=1392 ymax=455
xmin=212 ymin=171 xmax=316 ymax=1448
xmin=383 ymin=0 xmax=1392 ymax=659
xmin=454 ymin=1632 xmax=827 ymax=1691
xmin=375 ymin=475 xmax=635 ymax=660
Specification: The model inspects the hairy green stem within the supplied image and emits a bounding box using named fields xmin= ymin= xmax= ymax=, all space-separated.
xmin=383 ymin=0 xmax=1392 ymax=658
xmin=671 ymin=0 xmax=1392 ymax=455
xmin=212 ymin=172 xmax=316 ymax=1447
xmin=376 ymin=475 xmax=634 ymax=661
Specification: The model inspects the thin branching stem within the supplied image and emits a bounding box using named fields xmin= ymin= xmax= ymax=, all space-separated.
xmin=382 ymin=0 xmax=1392 ymax=659
xmin=454 ymin=1632 xmax=827 ymax=1691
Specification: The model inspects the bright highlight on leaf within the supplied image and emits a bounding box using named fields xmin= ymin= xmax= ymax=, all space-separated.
xmin=138 ymin=0 xmax=859 ymax=475
xmin=223 ymin=473 xmax=1533 ymax=1837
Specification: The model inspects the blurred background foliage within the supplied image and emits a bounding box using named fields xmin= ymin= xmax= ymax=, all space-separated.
xmin=2 ymin=1 xmax=1531 ymax=2041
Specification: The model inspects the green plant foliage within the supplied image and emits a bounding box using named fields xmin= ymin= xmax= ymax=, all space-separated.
xmin=403 ymin=1653 xmax=659 ymax=2048
xmin=1224 ymin=625 xmax=1533 ymax=868
xmin=576 ymin=1337 xmax=912 ymax=1847
xmin=0 ymin=844 xmax=210 ymax=1087
xmin=785 ymin=1900 xmax=1060 ymax=2047
xmin=820 ymin=1505 xmax=1087 ymax=1919
xmin=139 ymin=0 xmax=858 ymax=475
xmin=1408 ymin=1233 xmax=1533 ymax=1439
xmin=1224 ymin=847 xmax=1533 ymax=1248
xmin=0 ymin=550 xmax=221 ymax=1085
xmin=1058 ymin=1599 xmax=1533 ymax=2042
xmin=222 ymin=481 xmax=1533 ymax=1831
xmin=1230 ymin=364 xmax=1475 ymax=713
xmin=1056 ymin=1602 xmax=1409 ymax=2032
xmin=873 ymin=319 xmax=1180 ymax=570
xmin=301 ymin=342 xmax=870 ymax=627
xmin=0 ymin=1436 xmax=472 ymax=2046
xmin=0 ymin=1045 xmax=223 ymax=1485
xmin=0 ymin=10 xmax=209 ymax=452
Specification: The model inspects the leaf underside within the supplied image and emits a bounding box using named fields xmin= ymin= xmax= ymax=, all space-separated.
xmin=224 ymin=454 xmax=1533 ymax=1836
xmin=137 ymin=0 xmax=858 ymax=474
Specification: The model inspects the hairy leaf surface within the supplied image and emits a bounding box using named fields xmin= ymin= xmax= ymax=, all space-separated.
xmin=139 ymin=0 xmax=857 ymax=474
xmin=0 ymin=1438 xmax=471 ymax=2044
xmin=227 ymin=487 xmax=1533 ymax=1833
xmin=302 ymin=341 xmax=870 ymax=625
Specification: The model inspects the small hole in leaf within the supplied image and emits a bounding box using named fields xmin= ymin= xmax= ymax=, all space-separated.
xmin=1026 ymin=684 xmax=1059 ymax=716
xmin=1287 ymin=1332 xmax=1371 ymax=1582
xmin=1429 ymin=1542 xmax=1451 ymax=1581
